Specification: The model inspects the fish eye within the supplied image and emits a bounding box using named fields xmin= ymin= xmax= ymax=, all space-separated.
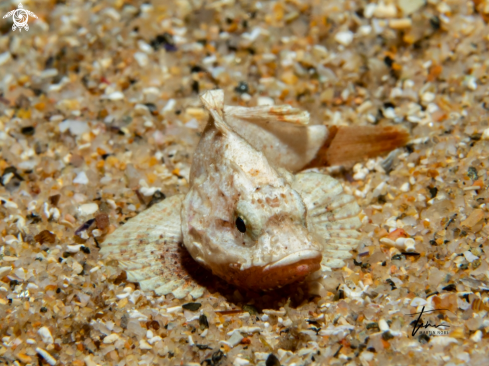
xmin=235 ymin=216 xmax=246 ymax=233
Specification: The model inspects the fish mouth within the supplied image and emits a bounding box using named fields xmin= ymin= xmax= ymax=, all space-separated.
xmin=263 ymin=250 xmax=321 ymax=271
xmin=220 ymin=249 xmax=322 ymax=291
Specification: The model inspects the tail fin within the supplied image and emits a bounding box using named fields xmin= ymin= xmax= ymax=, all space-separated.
xmin=307 ymin=125 xmax=409 ymax=168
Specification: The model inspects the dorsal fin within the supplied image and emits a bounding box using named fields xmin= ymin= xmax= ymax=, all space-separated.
xmin=200 ymin=89 xmax=224 ymax=112
xmin=199 ymin=89 xmax=232 ymax=134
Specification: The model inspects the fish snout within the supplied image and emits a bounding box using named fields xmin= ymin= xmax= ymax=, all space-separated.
xmin=257 ymin=223 xmax=322 ymax=289
xmin=220 ymin=223 xmax=323 ymax=290
xmin=220 ymin=249 xmax=322 ymax=291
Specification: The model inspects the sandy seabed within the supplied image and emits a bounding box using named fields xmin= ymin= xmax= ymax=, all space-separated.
xmin=0 ymin=0 xmax=488 ymax=365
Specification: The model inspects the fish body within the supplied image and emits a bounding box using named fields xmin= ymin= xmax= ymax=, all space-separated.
xmin=100 ymin=89 xmax=405 ymax=298
xmin=182 ymin=91 xmax=323 ymax=290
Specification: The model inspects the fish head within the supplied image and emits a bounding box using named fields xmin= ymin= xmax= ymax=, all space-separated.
xmin=182 ymin=90 xmax=322 ymax=290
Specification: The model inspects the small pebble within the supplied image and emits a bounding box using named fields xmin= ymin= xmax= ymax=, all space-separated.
xmin=73 ymin=171 xmax=89 ymax=185
xmin=471 ymin=330 xmax=482 ymax=342
xmin=374 ymin=3 xmax=397 ymax=18
xmin=139 ymin=339 xmax=152 ymax=349
xmin=21 ymin=126 xmax=35 ymax=136
xmin=421 ymin=92 xmax=435 ymax=103
xmin=482 ymin=127 xmax=489 ymax=140
xmin=66 ymin=244 xmax=83 ymax=253
xmin=410 ymin=298 xmax=427 ymax=307
xmin=106 ymin=92 xmax=125 ymax=100
xmin=0 ymin=51 xmax=12 ymax=66
xmin=103 ymin=333 xmax=119 ymax=344
xmin=334 ymin=30 xmax=354 ymax=46
xmin=182 ymin=302 xmax=202 ymax=311
xmin=234 ymin=81 xmax=249 ymax=94
xmin=95 ymin=213 xmax=110 ymax=230
xmin=38 ymin=327 xmax=54 ymax=344
xmin=463 ymin=251 xmax=479 ymax=263
xmin=78 ymin=203 xmax=99 ymax=215
xmin=36 ymin=348 xmax=57 ymax=366
xmin=257 ymin=97 xmax=274 ymax=106
xmin=34 ymin=230 xmax=56 ymax=244
xmin=389 ymin=18 xmax=412 ymax=29
xmin=59 ymin=120 xmax=89 ymax=135
xmin=134 ymin=52 xmax=149 ymax=67
xmin=400 ymin=182 xmax=410 ymax=192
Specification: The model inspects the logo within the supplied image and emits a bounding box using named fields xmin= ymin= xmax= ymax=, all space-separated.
xmin=407 ymin=306 xmax=451 ymax=337
xmin=3 ymin=3 xmax=38 ymax=32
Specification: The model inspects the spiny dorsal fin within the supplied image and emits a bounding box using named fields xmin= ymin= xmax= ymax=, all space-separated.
xmin=200 ymin=89 xmax=235 ymax=136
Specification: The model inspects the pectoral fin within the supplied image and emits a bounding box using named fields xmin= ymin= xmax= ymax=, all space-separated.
xmin=292 ymin=172 xmax=362 ymax=271
xmin=99 ymin=194 xmax=205 ymax=299
xmin=291 ymin=172 xmax=363 ymax=296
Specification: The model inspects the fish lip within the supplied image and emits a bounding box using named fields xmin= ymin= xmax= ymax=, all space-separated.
xmin=263 ymin=250 xmax=322 ymax=271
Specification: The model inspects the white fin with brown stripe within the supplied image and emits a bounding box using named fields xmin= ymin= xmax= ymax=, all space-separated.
xmin=291 ymin=172 xmax=362 ymax=270
xmin=99 ymin=194 xmax=205 ymax=299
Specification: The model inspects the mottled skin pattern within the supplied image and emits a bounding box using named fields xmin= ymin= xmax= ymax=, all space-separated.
xmin=101 ymin=89 xmax=362 ymax=297
xmin=182 ymin=93 xmax=323 ymax=289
